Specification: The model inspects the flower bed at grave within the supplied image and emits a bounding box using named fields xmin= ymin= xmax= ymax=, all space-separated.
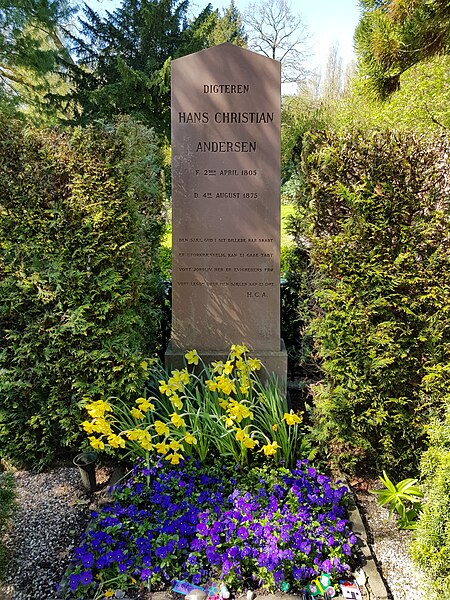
xmin=65 ymin=458 xmax=357 ymax=599
xmin=80 ymin=344 xmax=308 ymax=471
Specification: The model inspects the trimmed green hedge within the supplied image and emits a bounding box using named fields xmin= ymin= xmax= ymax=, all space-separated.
xmin=412 ymin=411 xmax=450 ymax=598
xmin=296 ymin=129 xmax=450 ymax=474
xmin=0 ymin=116 xmax=165 ymax=468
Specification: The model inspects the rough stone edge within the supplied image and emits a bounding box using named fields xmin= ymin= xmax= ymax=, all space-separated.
xmin=347 ymin=490 xmax=389 ymax=600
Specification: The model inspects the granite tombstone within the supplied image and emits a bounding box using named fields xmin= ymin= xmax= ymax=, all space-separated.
xmin=167 ymin=43 xmax=287 ymax=382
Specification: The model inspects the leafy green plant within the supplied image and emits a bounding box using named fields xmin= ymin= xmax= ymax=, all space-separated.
xmin=411 ymin=409 xmax=450 ymax=598
xmin=0 ymin=471 xmax=16 ymax=578
xmin=280 ymin=243 xmax=318 ymax=381
xmin=372 ymin=471 xmax=423 ymax=530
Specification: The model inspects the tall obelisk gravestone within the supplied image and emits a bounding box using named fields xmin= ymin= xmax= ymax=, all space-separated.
xmin=166 ymin=43 xmax=287 ymax=383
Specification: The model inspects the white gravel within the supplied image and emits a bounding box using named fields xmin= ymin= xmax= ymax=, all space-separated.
xmin=0 ymin=468 xmax=430 ymax=600
xmin=0 ymin=467 xmax=100 ymax=600
xmin=354 ymin=486 xmax=428 ymax=600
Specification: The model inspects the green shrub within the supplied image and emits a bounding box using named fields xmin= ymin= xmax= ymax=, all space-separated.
xmin=295 ymin=129 xmax=450 ymax=475
xmin=0 ymin=471 xmax=16 ymax=578
xmin=412 ymin=410 xmax=450 ymax=598
xmin=0 ymin=116 xmax=165 ymax=468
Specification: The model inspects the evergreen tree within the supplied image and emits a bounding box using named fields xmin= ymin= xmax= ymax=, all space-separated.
xmin=355 ymin=0 xmax=450 ymax=98
xmin=0 ymin=0 xmax=75 ymax=119
xmin=62 ymin=0 xmax=244 ymax=136
xmin=208 ymin=0 xmax=247 ymax=47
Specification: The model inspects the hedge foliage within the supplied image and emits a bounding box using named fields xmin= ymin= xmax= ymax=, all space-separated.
xmin=0 ymin=116 xmax=165 ymax=468
xmin=412 ymin=410 xmax=450 ymax=598
xmin=295 ymin=129 xmax=450 ymax=474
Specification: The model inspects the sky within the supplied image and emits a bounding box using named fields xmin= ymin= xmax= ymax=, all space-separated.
xmin=85 ymin=0 xmax=361 ymax=78
xmin=232 ymin=0 xmax=361 ymax=75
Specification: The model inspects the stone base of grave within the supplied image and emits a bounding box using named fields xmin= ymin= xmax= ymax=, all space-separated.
xmin=165 ymin=339 xmax=288 ymax=395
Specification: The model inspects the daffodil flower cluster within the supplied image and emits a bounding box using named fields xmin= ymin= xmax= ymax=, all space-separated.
xmin=81 ymin=344 xmax=305 ymax=468
xmin=81 ymin=389 xmax=195 ymax=465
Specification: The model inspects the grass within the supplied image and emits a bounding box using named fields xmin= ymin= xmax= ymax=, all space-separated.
xmin=0 ymin=471 xmax=16 ymax=578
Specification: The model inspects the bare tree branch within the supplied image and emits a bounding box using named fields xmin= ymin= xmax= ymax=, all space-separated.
xmin=244 ymin=0 xmax=312 ymax=83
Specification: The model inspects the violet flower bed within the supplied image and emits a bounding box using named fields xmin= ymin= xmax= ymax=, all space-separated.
xmin=65 ymin=458 xmax=358 ymax=599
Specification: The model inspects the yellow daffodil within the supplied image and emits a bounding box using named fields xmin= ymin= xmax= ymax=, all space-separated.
xmin=91 ymin=417 xmax=112 ymax=435
xmin=217 ymin=376 xmax=236 ymax=396
xmin=236 ymin=358 xmax=247 ymax=372
xmin=170 ymin=413 xmax=186 ymax=428
xmin=149 ymin=356 xmax=159 ymax=365
xmin=171 ymin=369 xmax=190 ymax=386
xmin=235 ymin=428 xmax=246 ymax=442
xmin=104 ymin=590 xmax=115 ymax=598
xmin=108 ymin=434 xmax=126 ymax=449
xmin=240 ymin=382 xmax=250 ymax=396
xmin=206 ymin=379 xmax=218 ymax=392
xmin=185 ymin=349 xmax=199 ymax=365
xmin=184 ymin=433 xmax=197 ymax=445
xmin=165 ymin=452 xmax=183 ymax=465
xmin=88 ymin=436 xmax=105 ymax=450
xmin=140 ymin=361 xmax=148 ymax=371
xmin=219 ymin=397 xmax=229 ymax=409
xmin=125 ymin=429 xmax=152 ymax=449
xmin=86 ymin=400 xmax=112 ymax=419
xmin=137 ymin=398 xmax=155 ymax=412
xmin=225 ymin=416 xmax=235 ymax=428
xmin=223 ymin=361 xmax=234 ymax=375
xmin=211 ymin=360 xmax=224 ymax=374
xmin=167 ymin=376 xmax=183 ymax=393
xmin=82 ymin=420 xmax=96 ymax=434
xmin=283 ymin=412 xmax=302 ymax=426
xmin=230 ymin=343 xmax=248 ymax=359
xmin=272 ymin=423 xmax=278 ymax=431
xmin=248 ymin=358 xmax=262 ymax=371
xmin=243 ymin=437 xmax=259 ymax=449
xmin=159 ymin=380 xmax=174 ymax=397
xmin=154 ymin=420 xmax=170 ymax=437
xmin=169 ymin=439 xmax=183 ymax=451
xmin=170 ymin=394 xmax=183 ymax=411
xmin=139 ymin=437 xmax=153 ymax=451
xmin=131 ymin=407 xmax=144 ymax=420
xmin=262 ymin=440 xmax=280 ymax=456
xmin=126 ymin=430 xmax=143 ymax=441
xmin=179 ymin=368 xmax=190 ymax=385
xmin=155 ymin=441 xmax=170 ymax=454
xmin=228 ymin=399 xmax=252 ymax=422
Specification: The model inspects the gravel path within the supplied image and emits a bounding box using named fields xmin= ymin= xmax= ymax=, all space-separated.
xmin=0 ymin=467 xmax=106 ymax=600
xmin=0 ymin=467 xmax=428 ymax=600
xmin=353 ymin=485 xmax=428 ymax=600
